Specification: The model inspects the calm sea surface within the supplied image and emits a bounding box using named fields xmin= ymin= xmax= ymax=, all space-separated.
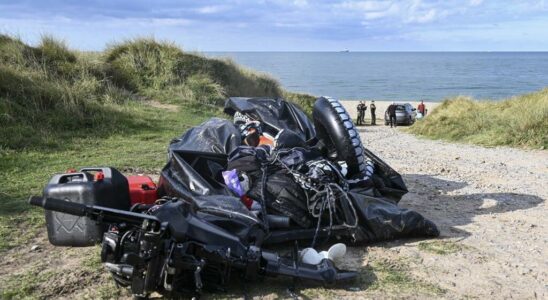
xmin=207 ymin=52 xmax=548 ymax=101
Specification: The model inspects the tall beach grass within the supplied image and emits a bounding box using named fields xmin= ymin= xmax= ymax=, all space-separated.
xmin=0 ymin=34 xmax=315 ymax=259
xmin=409 ymin=89 xmax=548 ymax=149
xmin=0 ymin=35 xmax=312 ymax=150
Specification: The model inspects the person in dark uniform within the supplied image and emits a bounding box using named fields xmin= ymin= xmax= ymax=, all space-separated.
xmin=361 ymin=101 xmax=367 ymax=124
xmin=370 ymin=101 xmax=376 ymax=125
xmin=356 ymin=101 xmax=365 ymax=125
xmin=387 ymin=102 xmax=397 ymax=128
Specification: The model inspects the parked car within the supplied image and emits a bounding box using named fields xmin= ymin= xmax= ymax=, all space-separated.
xmin=384 ymin=103 xmax=417 ymax=126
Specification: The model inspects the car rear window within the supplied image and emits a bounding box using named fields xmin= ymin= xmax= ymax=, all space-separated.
xmin=396 ymin=105 xmax=405 ymax=110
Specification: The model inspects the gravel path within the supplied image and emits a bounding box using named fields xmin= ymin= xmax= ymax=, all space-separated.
xmin=352 ymin=124 xmax=547 ymax=299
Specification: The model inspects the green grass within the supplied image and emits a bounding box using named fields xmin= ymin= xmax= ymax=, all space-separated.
xmin=408 ymin=89 xmax=548 ymax=149
xmin=105 ymin=38 xmax=282 ymax=98
xmin=0 ymin=34 xmax=316 ymax=258
xmin=0 ymin=102 xmax=218 ymax=251
xmin=358 ymin=259 xmax=446 ymax=295
xmin=418 ymin=240 xmax=468 ymax=255
xmin=283 ymin=90 xmax=316 ymax=115
xmin=0 ymin=267 xmax=56 ymax=299
xmin=0 ymin=246 xmax=120 ymax=299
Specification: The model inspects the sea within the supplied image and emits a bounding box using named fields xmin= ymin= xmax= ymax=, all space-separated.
xmin=207 ymin=52 xmax=548 ymax=101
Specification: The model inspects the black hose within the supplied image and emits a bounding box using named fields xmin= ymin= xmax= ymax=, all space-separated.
xmin=260 ymin=164 xmax=270 ymax=233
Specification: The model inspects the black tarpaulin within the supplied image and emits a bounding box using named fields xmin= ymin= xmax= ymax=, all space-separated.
xmin=168 ymin=118 xmax=241 ymax=155
xmin=157 ymin=97 xmax=438 ymax=246
xmin=224 ymin=97 xmax=316 ymax=141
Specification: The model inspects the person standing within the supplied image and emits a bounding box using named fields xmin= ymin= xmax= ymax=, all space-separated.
xmin=387 ymin=102 xmax=397 ymax=128
xmin=356 ymin=101 xmax=365 ymax=125
xmin=370 ymin=101 xmax=376 ymax=125
xmin=418 ymin=100 xmax=426 ymax=116
xmin=360 ymin=101 xmax=367 ymax=125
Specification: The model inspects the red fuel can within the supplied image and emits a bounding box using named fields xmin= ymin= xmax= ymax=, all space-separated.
xmin=127 ymin=175 xmax=158 ymax=205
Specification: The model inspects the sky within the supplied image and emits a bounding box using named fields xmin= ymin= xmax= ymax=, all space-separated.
xmin=1 ymin=0 xmax=547 ymax=51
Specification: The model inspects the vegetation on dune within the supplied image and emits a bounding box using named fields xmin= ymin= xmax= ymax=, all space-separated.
xmin=0 ymin=34 xmax=313 ymax=259
xmin=409 ymin=89 xmax=548 ymax=149
xmin=0 ymin=35 xmax=131 ymax=149
xmin=0 ymin=34 xmax=314 ymax=298
xmin=283 ymin=90 xmax=316 ymax=115
xmin=104 ymin=38 xmax=283 ymax=106
xmin=0 ymin=35 xmax=311 ymax=151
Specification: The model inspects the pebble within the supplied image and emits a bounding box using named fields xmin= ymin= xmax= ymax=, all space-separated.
xmin=31 ymin=245 xmax=41 ymax=251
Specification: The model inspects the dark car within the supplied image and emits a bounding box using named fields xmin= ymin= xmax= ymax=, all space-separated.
xmin=384 ymin=103 xmax=416 ymax=125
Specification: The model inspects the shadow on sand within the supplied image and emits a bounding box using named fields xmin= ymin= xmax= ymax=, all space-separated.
xmin=400 ymin=174 xmax=544 ymax=239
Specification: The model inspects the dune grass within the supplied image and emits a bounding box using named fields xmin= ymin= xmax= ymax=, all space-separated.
xmin=103 ymin=38 xmax=287 ymax=112
xmin=408 ymin=89 xmax=548 ymax=149
xmin=0 ymin=35 xmax=311 ymax=298
xmin=0 ymin=35 xmax=302 ymax=150
xmin=0 ymin=34 xmax=315 ymax=256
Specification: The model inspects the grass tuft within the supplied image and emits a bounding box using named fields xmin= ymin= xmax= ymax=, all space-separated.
xmin=359 ymin=258 xmax=446 ymax=295
xmin=418 ymin=240 xmax=468 ymax=255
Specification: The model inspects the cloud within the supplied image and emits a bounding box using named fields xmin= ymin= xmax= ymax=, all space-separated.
xmin=337 ymin=1 xmax=396 ymax=20
xmin=406 ymin=8 xmax=437 ymax=23
xmin=338 ymin=1 xmax=392 ymax=11
xmin=1 ymin=0 xmax=547 ymax=50
xmin=335 ymin=0 xmax=451 ymax=24
xmin=469 ymin=0 xmax=483 ymax=7
xmin=196 ymin=5 xmax=227 ymax=14
xmin=292 ymin=0 xmax=309 ymax=7
xmin=405 ymin=7 xmax=450 ymax=24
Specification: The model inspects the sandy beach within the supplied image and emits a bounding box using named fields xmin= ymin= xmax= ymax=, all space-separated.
xmin=340 ymin=100 xmax=440 ymax=124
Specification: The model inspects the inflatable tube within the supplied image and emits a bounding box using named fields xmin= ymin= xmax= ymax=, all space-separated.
xmin=312 ymin=97 xmax=367 ymax=177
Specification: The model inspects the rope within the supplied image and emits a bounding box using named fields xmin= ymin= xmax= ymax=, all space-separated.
xmin=268 ymin=148 xmax=359 ymax=246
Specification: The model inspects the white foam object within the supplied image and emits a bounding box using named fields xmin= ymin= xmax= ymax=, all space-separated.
xmin=327 ymin=243 xmax=346 ymax=262
xmin=300 ymin=248 xmax=323 ymax=265
xmin=300 ymin=243 xmax=347 ymax=264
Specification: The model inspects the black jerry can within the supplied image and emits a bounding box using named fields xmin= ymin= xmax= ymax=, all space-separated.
xmin=43 ymin=167 xmax=130 ymax=246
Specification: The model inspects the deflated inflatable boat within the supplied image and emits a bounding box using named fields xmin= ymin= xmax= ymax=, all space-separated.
xmin=30 ymin=96 xmax=438 ymax=298
xmin=160 ymin=96 xmax=438 ymax=246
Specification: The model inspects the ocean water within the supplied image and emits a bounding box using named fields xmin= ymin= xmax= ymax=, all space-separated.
xmin=207 ymin=52 xmax=548 ymax=101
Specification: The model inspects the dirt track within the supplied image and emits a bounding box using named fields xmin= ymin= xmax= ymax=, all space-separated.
xmin=1 ymin=124 xmax=546 ymax=299
xmin=350 ymin=124 xmax=547 ymax=299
